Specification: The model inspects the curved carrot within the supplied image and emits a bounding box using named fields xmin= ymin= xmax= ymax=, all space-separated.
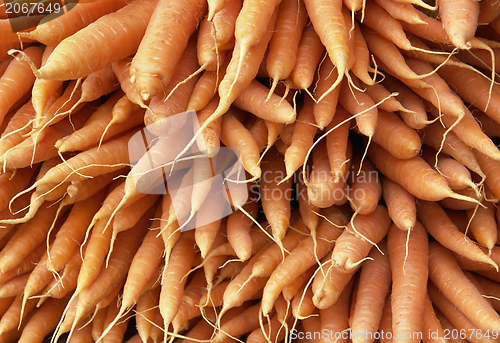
xmin=381 ymin=176 xmax=416 ymax=231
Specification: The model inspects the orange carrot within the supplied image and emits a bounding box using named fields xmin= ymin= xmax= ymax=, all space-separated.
xmin=130 ymin=0 xmax=207 ymax=101
xmin=350 ymin=241 xmax=391 ymax=343
xmin=266 ymin=0 xmax=308 ymax=95
xmin=381 ymin=176 xmax=416 ymax=231
xmin=313 ymin=58 xmax=341 ymax=129
xmin=429 ymin=242 xmax=500 ymax=333
xmin=438 ymin=0 xmax=479 ymax=49
xmin=0 ymin=46 xmax=42 ymax=124
xmin=261 ymin=208 xmax=348 ymax=315
xmin=211 ymin=0 xmax=242 ymax=48
xmin=332 ymin=205 xmax=391 ymax=272
xmin=417 ymin=200 xmax=496 ymax=269
xmin=388 ymin=221 xmax=429 ymax=343
xmin=319 ymin=278 xmax=354 ymax=343
xmin=291 ymin=23 xmax=325 ymax=90
xmin=367 ymin=142 xmax=478 ymax=203
xmin=303 ymin=0 xmax=348 ymax=102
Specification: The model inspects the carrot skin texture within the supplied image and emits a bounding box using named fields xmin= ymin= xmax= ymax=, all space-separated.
xmin=130 ymin=0 xmax=207 ymax=101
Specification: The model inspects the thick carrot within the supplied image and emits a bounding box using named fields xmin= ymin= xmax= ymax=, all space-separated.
xmin=348 ymin=156 xmax=382 ymax=217
xmin=19 ymin=0 xmax=128 ymax=46
xmin=381 ymin=176 xmax=415 ymax=231
xmin=417 ymin=201 xmax=496 ymax=269
xmin=332 ymin=205 xmax=391 ymax=272
xmin=29 ymin=0 xmax=157 ymax=80
xmin=227 ymin=200 xmax=259 ymax=262
xmin=439 ymin=0 xmax=479 ymax=49
xmin=319 ymin=278 xmax=354 ymax=343
xmin=130 ymin=0 xmax=207 ymax=101
xmin=429 ymin=242 xmax=500 ymax=333
xmin=388 ymin=221 xmax=429 ymax=343
xmin=466 ymin=202 xmax=497 ymax=253
xmin=303 ymin=0 xmax=348 ymax=102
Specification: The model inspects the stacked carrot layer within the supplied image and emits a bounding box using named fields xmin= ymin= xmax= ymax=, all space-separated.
xmin=1 ymin=0 xmax=500 ymax=342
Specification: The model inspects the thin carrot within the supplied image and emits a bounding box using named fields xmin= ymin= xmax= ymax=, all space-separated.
xmin=417 ymin=200 xmax=496 ymax=269
xmin=374 ymin=0 xmax=426 ymax=24
xmin=381 ymin=176 xmax=416 ymax=231
xmin=319 ymin=278 xmax=354 ymax=343
xmin=429 ymin=242 xmax=500 ymax=333
xmin=211 ymin=0 xmax=241 ymax=48
xmin=261 ymin=208 xmax=348 ymax=315
xmin=303 ymin=0 xmax=348 ymax=103
xmin=291 ymin=23 xmax=325 ymax=91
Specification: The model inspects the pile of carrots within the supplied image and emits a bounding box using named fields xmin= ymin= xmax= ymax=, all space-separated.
xmin=2 ymin=0 xmax=500 ymax=342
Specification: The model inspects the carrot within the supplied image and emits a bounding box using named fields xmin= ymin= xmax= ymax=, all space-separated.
xmin=378 ymin=292 xmax=393 ymax=343
xmin=291 ymin=279 xmax=316 ymax=319
xmin=303 ymin=0 xmax=348 ymax=103
xmin=465 ymin=203 xmax=500 ymax=253
xmin=220 ymin=108 xmax=261 ymax=179
xmin=233 ymin=79 xmax=296 ymax=124
xmin=291 ymin=23 xmax=325 ymax=91
xmin=439 ymin=0 xmax=480 ymax=49
xmin=284 ymin=97 xmax=316 ymax=178
xmin=19 ymin=0 xmax=128 ymax=46
xmin=207 ymin=0 xmax=231 ymax=21
xmin=417 ymin=201 xmax=496 ymax=269
xmin=69 ymin=318 xmax=93 ymax=343
xmin=339 ymin=76 xmax=378 ymax=140
xmin=0 ymin=294 xmax=37 ymax=335
xmin=100 ymin=297 xmax=131 ymax=343
xmin=350 ymin=241 xmax=391 ymax=343
xmin=331 ymin=205 xmax=391 ymax=272
xmin=0 ymin=46 xmax=42 ymax=124
xmin=159 ymin=231 xmax=196 ymax=336
xmin=18 ymin=296 xmax=70 ymax=343
xmin=319 ymin=278 xmax=354 ymax=343
xmin=0 ymin=273 xmax=28 ymax=298
xmin=429 ymin=242 xmax=500 ymax=334
xmin=265 ymin=0 xmax=308 ymax=97
xmin=261 ymin=208 xmax=348 ymax=315
xmin=296 ymin=171 xmax=320 ymax=234
xmin=227 ymin=199 xmax=259 ymax=262
xmin=173 ymin=8 xmax=278 ymax=165
xmin=31 ymin=46 xmax=64 ymax=123
xmin=211 ymin=0 xmax=242 ymax=48
xmin=282 ymin=266 xmax=315 ymax=302
xmin=135 ymin=286 xmax=160 ymax=343
xmin=194 ymin=190 xmax=227 ymax=258
xmin=0 ymin=167 xmax=34 ymax=213
xmin=348 ymin=156 xmax=382 ymax=217
xmin=388 ymin=221 xmax=429 ymax=343
xmin=324 ymin=105 xmax=351 ymax=183
xmin=367 ymin=142 xmax=479 ymax=203
xmin=29 ymin=0 xmax=156 ymax=80
xmin=374 ymin=0 xmax=426 ymax=25
xmin=420 ymin=121 xmax=485 ymax=179
xmin=130 ymin=0 xmax=207 ymax=101
xmin=421 ymin=147 xmax=478 ymax=194
xmin=260 ymin=147 xmax=292 ymax=244
xmin=171 ymin=269 xmax=207 ymax=334
xmin=313 ymin=58 xmax=342 ymax=130
xmin=382 ymin=75 xmax=431 ymax=130
xmin=213 ymin=302 xmax=264 ymax=343
xmin=308 ymin=140 xmax=348 ymax=208
xmin=421 ymin=293 xmax=447 ymax=343
xmin=381 ymin=176 xmax=416 ymax=231
xmin=145 ymin=36 xmax=200 ymax=134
